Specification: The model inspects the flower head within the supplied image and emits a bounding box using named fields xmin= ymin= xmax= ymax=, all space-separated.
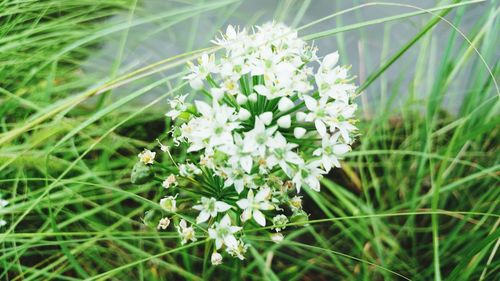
xmin=138 ymin=22 xmax=359 ymax=263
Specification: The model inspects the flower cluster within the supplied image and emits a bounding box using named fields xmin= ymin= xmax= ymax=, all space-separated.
xmin=134 ymin=22 xmax=358 ymax=264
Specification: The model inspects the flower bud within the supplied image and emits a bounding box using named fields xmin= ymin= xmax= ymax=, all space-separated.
xmin=211 ymin=88 xmax=224 ymax=101
xmin=277 ymin=115 xmax=291 ymax=128
xmin=259 ymin=112 xmax=273 ymax=126
xmin=248 ymin=93 xmax=258 ymax=102
xmin=236 ymin=94 xmax=248 ymax=105
xmin=238 ymin=108 xmax=251 ymax=121
xmin=293 ymin=127 xmax=306 ymax=139
xmin=271 ymin=233 xmax=284 ymax=243
xmin=296 ymin=112 xmax=307 ymax=122
xmin=322 ymin=51 xmax=339 ymax=69
xmin=278 ymin=97 xmax=294 ymax=112
xmin=211 ymin=252 xmax=223 ymax=265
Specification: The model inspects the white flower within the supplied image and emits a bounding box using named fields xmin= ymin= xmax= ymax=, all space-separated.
xmin=236 ymin=188 xmax=274 ymax=226
xmin=292 ymin=161 xmax=325 ymax=192
xmin=192 ymin=197 xmax=232 ymax=223
xmin=303 ymin=95 xmax=336 ymax=137
xmin=289 ymin=196 xmax=302 ymax=211
xmin=266 ymin=132 xmax=303 ymax=177
xmin=159 ymin=195 xmax=177 ymax=212
xmin=211 ymin=252 xmax=223 ymax=265
xmin=222 ymin=168 xmax=255 ymax=194
xmin=184 ymin=53 xmax=217 ymax=90
xmin=313 ymin=133 xmax=351 ymax=172
xmin=165 ymin=94 xmax=188 ymax=120
xmin=162 ymin=174 xmax=177 ymax=189
xmin=226 ymin=239 xmax=248 ymax=260
xmin=182 ymin=100 xmax=239 ymax=152
xmin=157 ymin=217 xmax=171 ymax=230
xmin=271 ymin=233 xmax=284 ymax=243
xmin=208 ymin=214 xmax=242 ymax=249
xmin=138 ymin=149 xmax=155 ymax=164
xmin=219 ymin=134 xmax=253 ymax=174
xmin=242 ymin=117 xmax=277 ymax=157
xmin=176 ymin=219 xmax=197 ymax=244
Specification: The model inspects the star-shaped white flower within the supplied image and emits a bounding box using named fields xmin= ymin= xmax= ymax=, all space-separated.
xmin=208 ymin=214 xmax=242 ymax=249
xmin=236 ymin=187 xmax=274 ymax=226
xmin=176 ymin=219 xmax=197 ymax=245
xmin=138 ymin=149 xmax=155 ymax=165
xmin=266 ymin=132 xmax=303 ymax=177
xmin=242 ymin=117 xmax=277 ymax=157
xmin=313 ymin=133 xmax=351 ymax=172
xmin=192 ymin=197 xmax=232 ymax=223
xmin=292 ymin=161 xmax=326 ymax=192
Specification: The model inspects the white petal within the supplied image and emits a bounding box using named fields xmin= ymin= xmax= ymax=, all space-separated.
xmin=230 ymin=226 xmax=242 ymax=233
xmin=253 ymin=210 xmax=266 ymax=226
xmin=315 ymin=120 xmax=327 ymax=137
xmin=234 ymin=180 xmax=244 ymax=194
xmin=195 ymin=100 xmax=212 ymax=117
xmin=216 ymin=201 xmax=232 ymax=212
xmin=208 ymin=228 xmax=217 ymax=239
xmin=224 ymin=235 xmax=238 ymax=248
xmin=220 ymin=214 xmax=231 ymax=226
xmin=322 ymin=51 xmax=339 ymax=69
xmin=254 ymin=85 xmax=270 ymax=97
xmin=333 ymin=144 xmax=350 ymax=155
xmin=255 ymin=187 xmax=270 ymax=202
xmin=197 ymin=211 xmax=210 ymax=223
xmin=322 ymin=155 xmax=332 ymax=172
xmin=240 ymin=208 xmax=252 ymax=222
xmin=303 ymin=95 xmax=317 ymax=111
xmin=240 ymin=155 xmax=253 ymax=173
xmin=236 ymin=199 xmax=249 ymax=209
xmin=215 ymin=239 xmax=223 ymax=249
